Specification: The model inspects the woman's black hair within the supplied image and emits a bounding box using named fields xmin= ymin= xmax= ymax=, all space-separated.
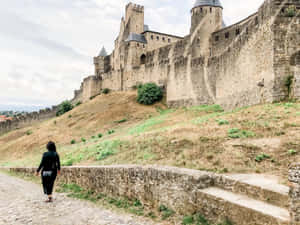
xmin=47 ymin=141 xmax=56 ymax=152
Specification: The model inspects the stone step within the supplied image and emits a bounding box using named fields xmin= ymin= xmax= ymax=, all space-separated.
xmin=215 ymin=174 xmax=290 ymax=208
xmin=198 ymin=187 xmax=290 ymax=225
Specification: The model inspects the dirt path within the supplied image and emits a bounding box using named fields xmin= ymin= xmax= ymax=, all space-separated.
xmin=0 ymin=172 xmax=158 ymax=225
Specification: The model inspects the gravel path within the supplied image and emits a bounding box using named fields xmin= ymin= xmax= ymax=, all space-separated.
xmin=0 ymin=172 xmax=159 ymax=225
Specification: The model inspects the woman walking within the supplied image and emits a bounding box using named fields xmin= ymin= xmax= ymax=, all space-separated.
xmin=36 ymin=141 xmax=61 ymax=202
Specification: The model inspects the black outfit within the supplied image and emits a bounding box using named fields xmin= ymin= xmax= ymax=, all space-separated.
xmin=37 ymin=151 xmax=61 ymax=195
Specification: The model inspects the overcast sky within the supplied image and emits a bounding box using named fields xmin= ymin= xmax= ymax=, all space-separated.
xmin=0 ymin=0 xmax=264 ymax=110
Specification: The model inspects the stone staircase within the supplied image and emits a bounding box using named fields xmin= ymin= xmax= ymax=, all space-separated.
xmin=198 ymin=174 xmax=290 ymax=225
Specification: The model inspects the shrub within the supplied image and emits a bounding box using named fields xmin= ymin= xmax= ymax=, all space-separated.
xmin=114 ymin=118 xmax=127 ymax=124
xmin=182 ymin=216 xmax=194 ymax=225
xmin=107 ymin=130 xmax=115 ymax=135
xmin=56 ymin=100 xmax=73 ymax=116
xmin=285 ymin=75 xmax=294 ymax=96
xmin=158 ymin=205 xmax=175 ymax=220
xmin=285 ymin=6 xmax=296 ymax=17
xmin=288 ymin=149 xmax=297 ymax=155
xmin=102 ymin=88 xmax=110 ymax=94
xmin=91 ymin=136 xmax=95 ymax=139
xmin=26 ymin=130 xmax=33 ymax=135
xmin=81 ymin=138 xmax=86 ymax=143
xmin=137 ymin=83 xmax=163 ymax=105
xmin=68 ymin=114 xmax=72 ymax=118
xmin=217 ymin=119 xmax=229 ymax=125
xmin=75 ymin=101 xmax=82 ymax=106
xmin=70 ymin=139 xmax=76 ymax=145
xmin=98 ymin=133 xmax=103 ymax=138
xmin=255 ymin=153 xmax=271 ymax=162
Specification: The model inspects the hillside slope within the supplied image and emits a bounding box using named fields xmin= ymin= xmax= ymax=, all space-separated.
xmin=0 ymin=91 xmax=299 ymax=182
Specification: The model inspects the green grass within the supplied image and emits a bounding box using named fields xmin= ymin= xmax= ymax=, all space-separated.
xmin=129 ymin=114 xmax=168 ymax=135
xmin=228 ymin=128 xmax=255 ymax=139
xmin=182 ymin=213 xmax=233 ymax=225
xmin=158 ymin=205 xmax=175 ymax=220
xmin=255 ymin=153 xmax=271 ymax=162
xmin=189 ymin=105 xmax=224 ymax=113
xmin=216 ymin=119 xmax=229 ymax=125
xmin=57 ymin=183 xmax=145 ymax=216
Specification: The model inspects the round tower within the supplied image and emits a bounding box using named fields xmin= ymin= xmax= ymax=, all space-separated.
xmin=190 ymin=0 xmax=223 ymax=34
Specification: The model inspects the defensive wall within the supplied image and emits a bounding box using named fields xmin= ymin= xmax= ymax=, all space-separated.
xmin=0 ymin=106 xmax=57 ymax=136
xmin=73 ymin=0 xmax=300 ymax=110
xmin=7 ymin=164 xmax=300 ymax=225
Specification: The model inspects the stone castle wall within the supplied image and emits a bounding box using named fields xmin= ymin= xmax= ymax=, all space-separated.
xmin=0 ymin=106 xmax=57 ymax=136
xmin=72 ymin=0 xmax=300 ymax=110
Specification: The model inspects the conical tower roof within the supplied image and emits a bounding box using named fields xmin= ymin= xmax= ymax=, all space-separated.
xmin=98 ymin=47 xmax=107 ymax=57
xmin=193 ymin=0 xmax=223 ymax=9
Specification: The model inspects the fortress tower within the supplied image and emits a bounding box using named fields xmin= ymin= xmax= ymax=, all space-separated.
xmin=94 ymin=47 xmax=108 ymax=76
xmin=124 ymin=3 xmax=145 ymax=38
xmin=190 ymin=0 xmax=223 ymax=56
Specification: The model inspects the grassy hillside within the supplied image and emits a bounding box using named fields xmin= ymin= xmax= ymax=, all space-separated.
xmin=0 ymin=91 xmax=299 ymax=181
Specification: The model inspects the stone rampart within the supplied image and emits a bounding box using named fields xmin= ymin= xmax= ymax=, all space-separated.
xmin=9 ymin=166 xmax=215 ymax=215
xmin=289 ymin=163 xmax=300 ymax=224
xmin=0 ymin=106 xmax=57 ymax=136
xmin=7 ymin=165 xmax=296 ymax=224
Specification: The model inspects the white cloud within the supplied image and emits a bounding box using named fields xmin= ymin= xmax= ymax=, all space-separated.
xmin=0 ymin=0 xmax=264 ymax=109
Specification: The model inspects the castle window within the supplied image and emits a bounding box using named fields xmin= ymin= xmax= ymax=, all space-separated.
xmin=157 ymin=36 xmax=159 ymax=40
xmin=236 ymin=28 xmax=240 ymax=36
xmin=162 ymin=37 xmax=165 ymax=42
xmin=225 ymin=32 xmax=230 ymax=39
xmin=210 ymin=8 xmax=212 ymax=13
xmin=143 ymin=44 xmax=145 ymax=48
xmin=255 ymin=17 xmax=259 ymax=25
xmin=151 ymin=35 xmax=154 ymax=40
xmin=140 ymin=54 xmax=146 ymax=65
xmin=137 ymin=43 xmax=140 ymax=47
xmin=215 ymin=36 xmax=219 ymax=42
xmin=200 ymin=8 xmax=203 ymax=13
xmin=246 ymin=27 xmax=249 ymax=35
xmin=168 ymin=38 xmax=171 ymax=43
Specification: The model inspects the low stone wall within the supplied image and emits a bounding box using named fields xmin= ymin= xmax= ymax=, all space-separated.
xmin=289 ymin=163 xmax=300 ymax=224
xmin=0 ymin=106 xmax=57 ymax=136
xmin=9 ymin=166 xmax=215 ymax=215
xmin=8 ymin=165 xmax=298 ymax=224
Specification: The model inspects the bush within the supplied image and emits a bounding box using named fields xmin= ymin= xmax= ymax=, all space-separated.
xmin=102 ymin=88 xmax=110 ymax=94
xmin=137 ymin=83 xmax=163 ymax=105
xmin=56 ymin=100 xmax=73 ymax=116
xmin=217 ymin=119 xmax=229 ymax=125
xmin=98 ymin=133 xmax=103 ymax=138
xmin=70 ymin=139 xmax=76 ymax=145
xmin=107 ymin=130 xmax=115 ymax=135
xmin=26 ymin=130 xmax=33 ymax=135
xmin=75 ymin=101 xmax=82 ymax=106
xmin=285 ymin=6 xmax=296 ymax=17
xmin=255 ymin=153 xmax=271 ymax=162
xmin=81 ymin=138 xmax=86 ymax=143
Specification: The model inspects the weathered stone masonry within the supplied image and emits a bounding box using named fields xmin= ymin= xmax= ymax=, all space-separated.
xmin=0 ymin=106 xmax=57 ymax=136
xmin=289 ymin=163 xmax=300 ymax=225
xmin=73 ymin=0 xmax=300 ymax=110
xmin=8 ymin=165 xmax=293 ymax=225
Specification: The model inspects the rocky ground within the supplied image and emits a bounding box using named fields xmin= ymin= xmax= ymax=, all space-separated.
xmin=0 ymin=172 xmax=158 ymax=225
